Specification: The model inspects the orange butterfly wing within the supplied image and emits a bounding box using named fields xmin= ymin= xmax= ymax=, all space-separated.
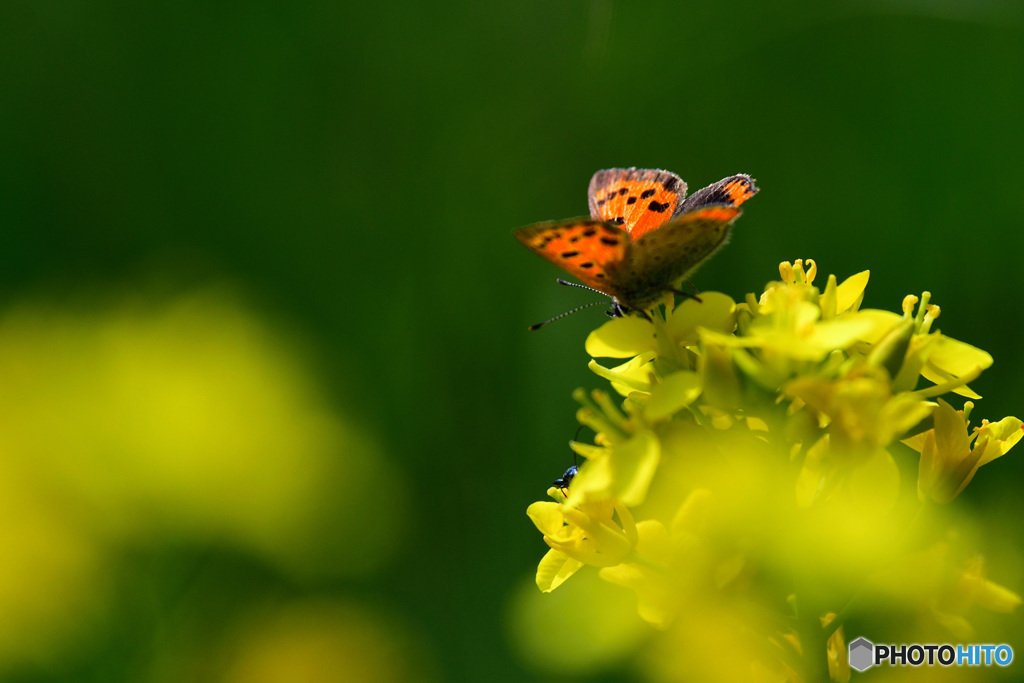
xmin=593 ymin=206 xmax=741 ymax=312
xmin=678 ymin=174 xmax=758 ymax=212
xmin=625 ymin=205 xmax=742 ymax=296
xmin=588 ymin=168 xmax=688 ymax=239
xmin=514 ymin=219 xmax=629 ymax=295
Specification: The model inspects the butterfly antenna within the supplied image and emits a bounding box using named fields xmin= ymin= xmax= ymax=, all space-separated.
xmin=556 ymin=278 xmax=610 ymax=296
xmin=528 ymin=300 xmax=609 ymax=331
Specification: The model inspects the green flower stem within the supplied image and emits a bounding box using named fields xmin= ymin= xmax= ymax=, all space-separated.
xmin=913 ymin=291 xmax=932 ymax=328
xmin=822 ymin=504 xmax=927 ymax=643
xmin=793 ymin=597 xmax=831 ymax=683
xmin=573 ymin=389 xmax=630 ymax=441
xmin=627 ymin=551 xmax=668 ymax=574
xmin=910 ymin=365 xmax=984 ymax=399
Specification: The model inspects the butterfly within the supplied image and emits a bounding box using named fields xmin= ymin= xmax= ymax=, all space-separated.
xmin=516 ymin=168 xmax=757 ymax=328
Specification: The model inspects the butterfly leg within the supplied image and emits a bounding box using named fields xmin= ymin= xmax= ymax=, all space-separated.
xmin=667 ymin=287 xmax=703 ymax=304
xmin=606 ymin=301 xmax=653 ymax=322
xmin=685 ymin=278 xmax=701 ymax=295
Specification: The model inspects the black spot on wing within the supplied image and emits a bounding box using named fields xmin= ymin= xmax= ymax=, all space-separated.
xmin=640 ymin=189 xmax=656 ymax=199
xmin=648 ymin=201 xmax=670 ymax=213
xmin=600 ymin=237 xmax=620 ymax=246
xmin=626 ymin=196 xmax=637 ymax=205
xmin=560 ymin=251 xmax=580 ymax=258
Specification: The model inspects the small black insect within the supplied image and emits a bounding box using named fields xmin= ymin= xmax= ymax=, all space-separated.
xmin=551 ymin=464 xmax=578 ymax=497
xmin=551 ymin=426 xmax=584 ymax=497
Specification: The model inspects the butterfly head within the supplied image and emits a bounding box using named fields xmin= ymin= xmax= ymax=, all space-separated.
xmin=526 ymin=279 xmax=637 ymax=330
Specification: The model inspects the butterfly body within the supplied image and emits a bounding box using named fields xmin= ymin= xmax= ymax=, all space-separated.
xmin=516 ymin=168 xmax=757 ymax=317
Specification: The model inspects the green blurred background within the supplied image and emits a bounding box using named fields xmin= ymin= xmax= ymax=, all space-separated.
xmin=2 ymin=1 xmax=1023 ymax=681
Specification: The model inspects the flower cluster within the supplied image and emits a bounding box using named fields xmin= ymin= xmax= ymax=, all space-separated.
xmin=526 ymin=260 xmax=1021 ymax=682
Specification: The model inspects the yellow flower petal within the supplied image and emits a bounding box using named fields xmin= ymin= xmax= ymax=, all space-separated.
xmin=666 ymin=292 xmax=737 ymax=345
xmin=920 ymin=336 xmax=993 ymax=398
xmin=851 ymin=309 xmax=904 ymax=344
xmin=807 ymin=318 xmax=880 ymax=354
xmin=562 ymin=510 xmax=634 ymax=565
xmin=835 ymin=270 xmax=869 ymax=313
xmin=975 ymin=416 xmax=1024 ymax=467
xmin=927 ymin=336 xmax=993 ymax=376
xmin=915 ymin=399 xmax=980 ymax=503
xmin=588 ymin=353 xmax=656 ymax=396
xmin=527 ymin=501 xmax=566 ymax=537
xmin=574 ymin=430 xmax=661 ymax=507
xmin=536 ymin=548 xmax=584 ymax=592
xmin=698 ymin=343 xmax=742 ymax=410
xmin=821 ymin=613 xmax=851 ymax=683
xmin=586 ymin=316 xmax=657 ymax=359
xmin=975 ymin=578 xmax=1023 ymax=613
xmin=644 ymin=371 xmax=702 ymax=421
xmin=795 ymin=435 xmax=830 ymax=508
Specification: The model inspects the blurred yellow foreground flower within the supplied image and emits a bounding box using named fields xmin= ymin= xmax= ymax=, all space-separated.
xmin=521 ymin=260 xmax=1021 ymax=682
xmin=0 ymin=290 xmax=407 ymax=675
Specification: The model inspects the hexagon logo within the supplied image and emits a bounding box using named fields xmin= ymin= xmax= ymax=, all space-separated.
xmin=849 ymin=637 xmax=875 ymax=672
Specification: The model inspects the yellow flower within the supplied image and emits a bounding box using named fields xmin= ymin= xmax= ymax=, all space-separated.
xmin=533 ymin=546 xmax=584 ymax=593
xmin=563 ymin=428 xmax=661 ymax=507
xmin=928 ymin=551 xmax=1022 ymax=640
xmin=715 ymin=285 xmax=877 ymax=363
xmin=701 ymin=264 xmax=890 ymax=392
xmin=598 ymin=519 xmax=677 ymax=628
xmin=522 ymin=257 xmax=1021 ymax=682
xmin=587 ymin=352 xmax=657 ymax=395
xmin=907 ymin=398 xmax=1023 ymax=503
xmin=882 ymin=293 xmax=993 ymax=398
xmin=919 ymin=334 xmax=992 ymax=399
xmin=527 ymin=495 xmax=639 ymax=591
xmin=585 ymin=293 xmax=737 ymax=362
xmin=821 ymin=613 xmax=850 ymax=683
xmin=787 ymin=370 xmax=932 ymax=453
xmin=951 ymin=556 xmax=1022 ymax=614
